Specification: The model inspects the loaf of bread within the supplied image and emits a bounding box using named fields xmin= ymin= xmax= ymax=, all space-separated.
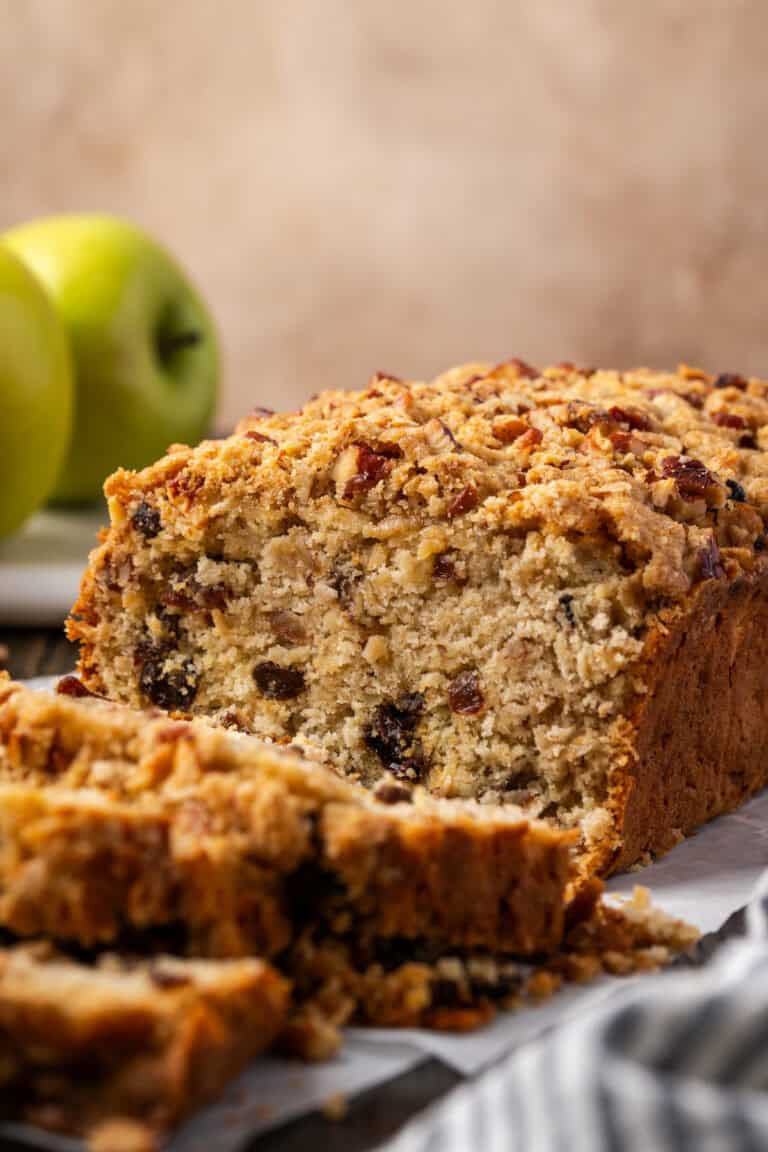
xmin=0 ymin=675 xmax=572 ymax=956
xmin=68 ymin=361 xmax=768 ymax=874
xmin=0 ymin=942 xmax=287 ymax=1142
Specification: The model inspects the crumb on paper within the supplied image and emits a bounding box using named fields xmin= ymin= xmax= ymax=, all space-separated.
xmin=87 ymin=1118 xmax=158 ymax=1152
xmin=321 ymin=1092 xmax=349 ymax=1121
xmin=526 ymin=970 xmax=562 ymax=1001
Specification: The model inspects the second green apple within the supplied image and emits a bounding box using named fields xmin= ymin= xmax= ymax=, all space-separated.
xmin=4 ymin=215 xmax=219 ymax=504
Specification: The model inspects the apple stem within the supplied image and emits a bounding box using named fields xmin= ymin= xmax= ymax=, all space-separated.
xmin=157 ymin=329 xmax=203 ymax=359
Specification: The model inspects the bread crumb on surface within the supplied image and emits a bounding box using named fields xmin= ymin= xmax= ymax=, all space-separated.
xmin=321 ymin=1093 xmax=349 ymax=1122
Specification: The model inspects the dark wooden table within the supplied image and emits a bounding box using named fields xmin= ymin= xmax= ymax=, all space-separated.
xmin=0 ymin=627 xmax=747 ymax=1152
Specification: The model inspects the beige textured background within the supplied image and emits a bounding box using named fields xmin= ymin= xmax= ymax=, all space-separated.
xmin=2 ymin=0 xmax=767 ymax=427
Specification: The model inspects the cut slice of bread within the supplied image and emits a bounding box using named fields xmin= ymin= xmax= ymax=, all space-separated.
xmin=0 ymin=676 xmax=574 ymax=957
xmin=0 ymin=942 xmax=287 ymax=1141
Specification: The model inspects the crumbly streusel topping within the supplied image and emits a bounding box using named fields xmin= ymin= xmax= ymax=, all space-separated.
xmin=116 ymin=359 xmax=767 ymax=601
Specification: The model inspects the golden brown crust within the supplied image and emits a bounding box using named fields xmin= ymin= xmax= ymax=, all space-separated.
xmin=606 ymin=563 xmax=768 ymax=873
xmin=0 ymin=944 xmax=288 ymax=1140
xmin=0 ymin=678 xmax=573 ymax=956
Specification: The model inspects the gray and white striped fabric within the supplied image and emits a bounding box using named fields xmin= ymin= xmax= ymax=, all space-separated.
xmin=381 ymin=875 xmax=768 ymax=1152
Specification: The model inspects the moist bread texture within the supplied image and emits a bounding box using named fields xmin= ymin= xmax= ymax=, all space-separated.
xmin=68 ymin=361 xmax=768 ymax=874
xmin=0 ymin=943 xmax=287 ymax=1141
xmin=0 ymin=676 xmax=572 ymax=957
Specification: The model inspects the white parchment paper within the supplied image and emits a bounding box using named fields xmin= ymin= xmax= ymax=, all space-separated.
xmin=8 ymin=677 xmax=768 ymax=1147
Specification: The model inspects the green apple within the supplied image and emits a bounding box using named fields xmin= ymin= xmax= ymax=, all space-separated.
xmin=0 ymin=243 xmax=72 ymax=537
xmin=3 ymin=215 xmax=219 ymax=504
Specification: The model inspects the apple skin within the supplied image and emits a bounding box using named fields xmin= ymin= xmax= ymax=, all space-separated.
xmin=0 ymin=243 xmax=73 ymax=537
xmin=4 ymin=215 xmax=219 ymax=504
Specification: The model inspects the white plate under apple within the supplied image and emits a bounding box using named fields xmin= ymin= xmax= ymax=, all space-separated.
xmin=0 ymin=504 xmax=104 ymax=626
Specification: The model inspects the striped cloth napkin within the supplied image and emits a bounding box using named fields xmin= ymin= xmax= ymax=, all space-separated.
xmin=380 ymin=876 xmax=768 ymax=1151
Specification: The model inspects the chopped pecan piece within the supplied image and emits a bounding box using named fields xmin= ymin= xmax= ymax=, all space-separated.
xmin=711 ymin=411 xmax=747 ymax=430
xmin=372 ymin=370 xmax=403 ymax=383
xmin=168 ymin=470 xmax=204 ymax=503
xmin=713 ymin=373 xmax=747 ymax=390
xmin=447 ymin=484 xmax=479 ymax=518
xmin=364 ymin=693 xmax=426 ymax=780
xmin=562 ymin=402 xmax=610 ymax=434
xmin=268 ymin=610 xmax=307 ymax=645
xmin=608 ymin=431 xmax=633 ymax=453
xmin=661 ymin=456 xmax=720 ymax=501
xmin=697 ymin=536 xmax=725 ymax=581
xmin=740 ymin=433 xmax=758 ymax=449
xmin=606 ymin=406 xmax=651 ymax=431
xmin=253 ymin=662 xmax=306 ymax=700
xmin=341 ymin=441 xmax=401 ymax=499
xmin=131 ymin=502 xmax=162 ymax=539
xmin=516 ymin=427 xmax=543 ymax=450
xmin=678 ymin=364 xmax=710 ymax=381
xmin=448 ymin=670 xmax=484 ymax=715
xmin=492 ymin=416 xmax=528 ymax=443
xmin=494 ymin=358 xmax=539 ymax=379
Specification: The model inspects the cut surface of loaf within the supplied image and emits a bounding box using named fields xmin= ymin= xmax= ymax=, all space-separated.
xmin=0 ymin=942 xmax=288 ymax=1140
xmin=68 ymin=361 xmax=768 ymax=874
xmin=0 ymin=676 xmax=572 ymax=956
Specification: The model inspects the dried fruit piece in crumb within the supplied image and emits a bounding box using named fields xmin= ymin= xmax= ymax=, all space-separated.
xmin=56 ymin=675 xmax=97 ymax=699
xmin=372 ymin=779 xmax=413 ymax=804
xmin=726 ymin=479 xmax=747 ymax=503
xmin=131 ymin=502 xmax=161 ymax=539
xmin=449 ymin=670 xmax=484 ymax=715
xmin=364 ymin=694 xmax=426 ymax=779
xmin=253 ymin=662 xmax=306 ymax=700
xmin=140 ymin=657 xmax=199 ymax=710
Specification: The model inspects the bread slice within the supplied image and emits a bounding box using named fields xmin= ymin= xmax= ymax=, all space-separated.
xmin=0 ymin=676 xmax=573 ymax=956
xmin=0 ymin=942 xmax=287 ymax=1142
xmin=67 ymin=361 xmax=768 ymax=875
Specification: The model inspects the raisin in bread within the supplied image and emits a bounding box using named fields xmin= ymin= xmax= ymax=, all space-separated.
xmin=0 ymin=942 xmax=287 ymax=1142
xmin=68 ymin=361 xmax=768 ymax=875
xmin=0 ymin=676 xmax=572 ymax=956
